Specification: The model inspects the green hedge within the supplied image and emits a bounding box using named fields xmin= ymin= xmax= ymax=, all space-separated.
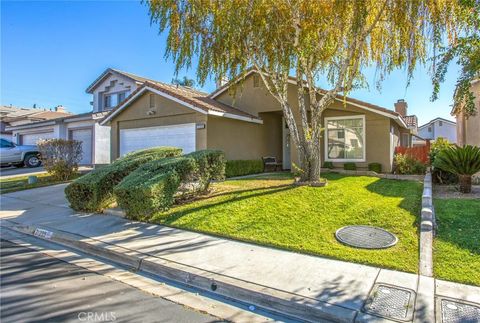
xmin=186 ymin=150 xmax=225 ymax=191
xmin=114 ymin=150 xmax=226 ymax=219
xmin=368 ymin=163 xmax=382 ymax=173
xmin=225 ymin=160 xmax=264 ymax=177
xmin=65 ymin=147 xmax=182 ymax=212
xmin=114 ymin=157 xmax=196 ymax=218
xmin=323 ymin=161 xmax=334 ymax=169
xmin=343 ymin=162 xmax=357 ymax=171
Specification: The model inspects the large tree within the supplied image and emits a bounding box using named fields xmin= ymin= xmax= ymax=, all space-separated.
xmin=148 ymin=0 xmax=462 ymax=183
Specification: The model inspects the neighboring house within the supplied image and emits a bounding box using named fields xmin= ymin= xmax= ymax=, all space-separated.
xmin=5 ymin=68 xmax=150 ymax=166
xmin=0 ymin=105 xmax=72 ymax=141
xmin=418 ymin=117 xmax=457 ymax=144
xmin=101 ymin=70 xmax=411 ymax=172
xmin=452 ymin=79 xmax=480 ymax=147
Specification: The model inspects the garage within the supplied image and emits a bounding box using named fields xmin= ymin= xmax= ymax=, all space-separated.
xmin=20 ymin=131 xmax=55 ymax=145
xmin=119 ymin=123 xmax=196 ymax=156
xmin=70 ymin=128 xmax=93 ymax=165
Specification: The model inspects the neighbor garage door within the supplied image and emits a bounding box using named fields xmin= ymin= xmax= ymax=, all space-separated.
xmin=71 ymin=128 xmax=93 ymax=165
xmin=119 ymin=123 xmax=196 ymax=156
xmin=20 ymin=132 xmax=54 ymax=145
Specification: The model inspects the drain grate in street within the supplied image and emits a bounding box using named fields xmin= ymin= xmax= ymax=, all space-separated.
xmin=363 ymin=284 xmax=415 ymax=321
xmin=335 ymin=225 xmax=398 ymax=249
xmin=437 ymin=297 xmax=480 ymax=323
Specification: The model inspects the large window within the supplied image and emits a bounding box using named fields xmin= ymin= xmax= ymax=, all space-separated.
xmin=103 ymin=91 xmax=130 ymax=110
xmin=325 ymin=116 xmax=365 ymax=161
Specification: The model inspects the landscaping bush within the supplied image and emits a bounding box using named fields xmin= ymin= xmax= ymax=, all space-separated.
xmin=186 ymin=150 xmax=226 ymax=192
xmin=65 ymin=147 xmax=182 ymax=211
xmin=37 ymin=139 xmax=83 ymax=181
xmin=433 ymin=145 xmax=480 ymax=193
xmin=429 ymin=138 xmax=457 ymax=184
xmin=394 ymin=153 xmax=427 ymax=175
xmin=114 ymin=157 xmax=196 ymax=218
xmin=368 ymin=163 xmax=382 ymax=173
xmin=323 ymin=161 xmax=334 ymax=169
xmin=343 ymin=162 xmax=356 ymax=171
xmin=225 ymin=160 xmax=264 ymax=177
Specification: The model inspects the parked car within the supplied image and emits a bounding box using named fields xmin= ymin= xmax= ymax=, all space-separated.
xmin=0 ymin=139 xmax=42 ymax=168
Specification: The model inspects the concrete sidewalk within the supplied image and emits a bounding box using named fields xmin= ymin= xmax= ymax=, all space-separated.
xmin=1 ymin=184 xmax=479 ymax=322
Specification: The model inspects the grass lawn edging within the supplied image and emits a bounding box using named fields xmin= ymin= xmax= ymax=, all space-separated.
xmin=320 ymin=168 xmax=424 ymax=181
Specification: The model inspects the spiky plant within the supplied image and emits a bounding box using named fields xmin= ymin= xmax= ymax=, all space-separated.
xmin=433 ymin=145 xmax=480 ymax=193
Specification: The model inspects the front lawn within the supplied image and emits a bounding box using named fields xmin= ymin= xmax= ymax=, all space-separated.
xmin=0 ymin=173 xmax=81 ymax=194
xmin=152 ymin=173 xmax=422 ymax=273
xmin=433 ymin=198 xmax=480 ymax=286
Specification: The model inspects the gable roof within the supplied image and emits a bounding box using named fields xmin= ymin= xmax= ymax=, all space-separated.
xmin=85 ymin=68 xmax=158 ymax=93
xmin=418 ymin=117 xmax=456 ymax=129
xmin=209 ymin=69 xmax=408 ymax=128
xmin=100 ymin=81 xmax=263 ymax=126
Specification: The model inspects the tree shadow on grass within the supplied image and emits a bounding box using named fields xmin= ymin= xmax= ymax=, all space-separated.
xmin=161 ymin=184 xmax=297 ymax=225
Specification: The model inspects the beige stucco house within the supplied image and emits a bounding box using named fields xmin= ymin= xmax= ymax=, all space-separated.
xmin=453 ymin=79 xmax=480 ymax=147
xmin=101 ymin=70 xmax=411 ymax=172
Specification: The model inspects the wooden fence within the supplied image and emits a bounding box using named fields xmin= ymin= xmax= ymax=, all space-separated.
xmin=395 ymin=141 xmax=430 ymax=164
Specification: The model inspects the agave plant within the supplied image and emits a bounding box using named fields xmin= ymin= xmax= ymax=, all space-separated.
xmin=433 ymin=145 xmax=480 ymax=193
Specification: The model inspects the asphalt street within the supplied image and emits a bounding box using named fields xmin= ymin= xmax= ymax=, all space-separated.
xmin=0 ymin=240 xmax=221 ymax=323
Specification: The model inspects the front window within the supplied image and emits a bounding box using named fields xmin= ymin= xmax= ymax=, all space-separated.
xmin=325 ymin=116 xmax=365 ymax=161
xmin=103 ymin=91 xmax=129 ymax=110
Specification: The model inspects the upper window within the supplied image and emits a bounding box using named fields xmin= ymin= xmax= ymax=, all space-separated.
xmin=428 ymin=126 xmax=432 ymax=132
xmin=439 ymin=120 xmax=443 ymax=126
xmin=149 ymin=93 xmax=155 ymax=109
xmin=103 ymin=91 xmax=129 ymax=110
xmin=325 ymin=116 xmax=365 ymax=161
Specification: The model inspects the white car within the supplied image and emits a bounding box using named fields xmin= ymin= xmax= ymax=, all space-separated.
xmin=0 ymin=139 xmax=42 ymax=168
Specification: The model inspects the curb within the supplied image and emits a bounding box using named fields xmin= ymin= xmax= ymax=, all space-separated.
xmin=419 ymin=172 xmax=435 ymax=277
xmin=1 ymin=219 xmax=357 ymax=323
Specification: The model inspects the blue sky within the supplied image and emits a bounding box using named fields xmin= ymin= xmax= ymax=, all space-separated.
xmin=2 ymin=1 xmax=460 ymax=126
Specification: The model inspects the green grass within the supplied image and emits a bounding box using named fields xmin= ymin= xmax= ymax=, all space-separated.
xmin=0 ymin=173 xmax=81 ymax=194
xmin=151 ymin=173 xmax=422 ymax=273
xmin=433 ymin=198 xmax=480 ymax=286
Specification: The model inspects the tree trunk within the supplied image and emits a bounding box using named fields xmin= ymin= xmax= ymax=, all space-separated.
xmin=458 ymin=175 xmax=472 ymax=193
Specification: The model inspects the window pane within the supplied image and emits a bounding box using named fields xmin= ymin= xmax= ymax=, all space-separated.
xmin=326 ymin=117 xmax=364 ymax=160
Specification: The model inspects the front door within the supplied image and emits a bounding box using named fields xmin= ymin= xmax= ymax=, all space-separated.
xmin=282 ymin=117 xmax=291 ymax=170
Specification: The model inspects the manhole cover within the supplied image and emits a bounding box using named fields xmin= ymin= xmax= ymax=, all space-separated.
xmin=437 ymin=297 xmax=480 ymax=323
xmin=363 ymin=284 xmax=415 ymax=321
xmin=335 ymin=225 xmax=398 ymax=249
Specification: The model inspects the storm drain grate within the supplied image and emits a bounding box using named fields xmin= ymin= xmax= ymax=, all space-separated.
xmin=437 ymin=297 xmax=480 ymax=323
xmin=335 ymin=225 xmax=398 ymax=249
xmin=363 ymin=284 xmax=415 ymax=321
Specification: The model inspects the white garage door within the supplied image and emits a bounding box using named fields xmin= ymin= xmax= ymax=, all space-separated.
xmin=119 ymin=123 xmax=196 ymax=157
xmin=21 ymin=132 xmax=54 ymax=145
xmin=71 ymin=128 xmax=93 ymax=165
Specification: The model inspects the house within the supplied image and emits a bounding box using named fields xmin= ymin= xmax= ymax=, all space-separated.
xmin=0 ymin=105 xmax=72 ymax=141
xmin=5 ymin=68 xmax=153 ymax=166
xmin=393 ymin=99 xmax=418 ymax=147
xmin=452 ymin=79 xmax=480 ymax=147
xmin=101 ymin=70 xmax=411 ymax=172
xmin=418 ymin=117 xmax=457 ymax=144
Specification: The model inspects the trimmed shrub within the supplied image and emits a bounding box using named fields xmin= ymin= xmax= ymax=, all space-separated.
xmin=323 ymin=161 xmax=334 ymax=169
xmin=394 ymin=153 xmax=427 ymax=175
xmin=225 ymin=160 xmax=264 ymax=177
xmin=114 ymin=157 xmax=196 ymax=218
xmin=343 ymin=162 xmax=357 ymax=171
xmin=368 ymin=163 xmax=382 ymax=173
xmin=186 ymin=150 xmax=226 ymax=192
xmin=65 ymin=147 xmax=182 ymax=212
xmin=37 ymin=139 xmax=83 ymax=181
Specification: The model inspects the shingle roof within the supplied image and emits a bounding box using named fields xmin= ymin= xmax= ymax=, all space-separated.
xmin=86 ymin=68 xmax=163 ymax=93
xmin=102 ymin=80 xmax=262 ymax=124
